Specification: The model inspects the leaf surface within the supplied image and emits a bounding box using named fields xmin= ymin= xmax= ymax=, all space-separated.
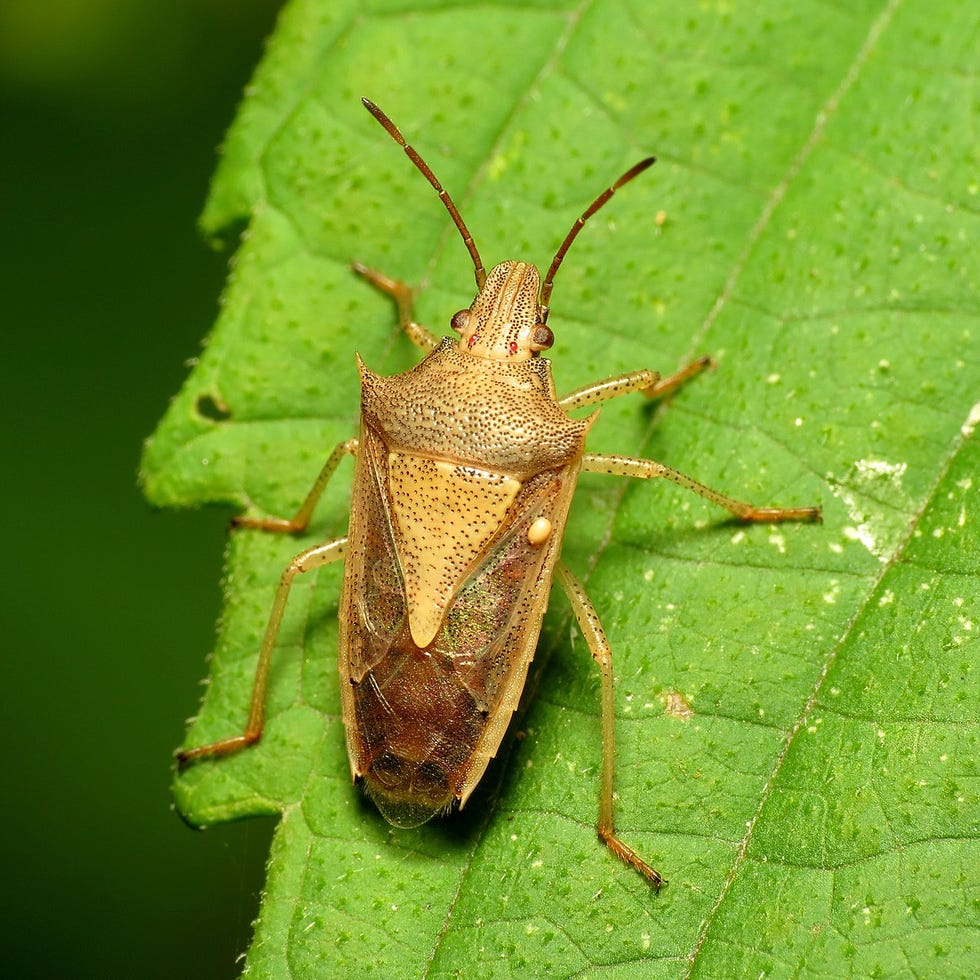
xmin=143 ymin=0 xmax=979 ymax=975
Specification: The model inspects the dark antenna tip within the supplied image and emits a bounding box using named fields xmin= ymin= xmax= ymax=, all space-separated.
xmin=538 ymin=156 xmax=657 ymax=321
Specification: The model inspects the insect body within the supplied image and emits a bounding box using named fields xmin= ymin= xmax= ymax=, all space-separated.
xmin=178 ymin=99 xmax=821 ymax=888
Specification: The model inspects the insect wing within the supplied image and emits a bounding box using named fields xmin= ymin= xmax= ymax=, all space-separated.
xmin=339 ymin=423 xmax=407 ymax=677
xmin=438 ymin=462 xmax=579 ymax=805
xmin=338 ymin=421 xmax=580 ymax=827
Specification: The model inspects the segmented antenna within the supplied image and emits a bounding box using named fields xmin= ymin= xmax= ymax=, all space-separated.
xmin=362 ymin=98 xmax=486 ymax=289
xmin=538 ymin=157 xmax=655 ymax=323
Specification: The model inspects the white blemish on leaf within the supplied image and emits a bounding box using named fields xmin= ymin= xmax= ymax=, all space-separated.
xmin=961 ymin=401 xmax=980 ymax=437
xmin=829 ymin=459 xmax=910 ymax=560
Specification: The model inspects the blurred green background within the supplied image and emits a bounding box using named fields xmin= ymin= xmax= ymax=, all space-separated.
xmin=1 ymin=2 xmax=283 ymax=976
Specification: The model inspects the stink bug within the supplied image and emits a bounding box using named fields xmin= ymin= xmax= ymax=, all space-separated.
xmin=177 ymin=98 xmax=821 ymax=888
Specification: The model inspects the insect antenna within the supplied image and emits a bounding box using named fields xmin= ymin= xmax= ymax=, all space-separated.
xmin=538 ymin=156 xmax=656 ymax=324
xmin=362 ymin=98 xmax=486 ymax=289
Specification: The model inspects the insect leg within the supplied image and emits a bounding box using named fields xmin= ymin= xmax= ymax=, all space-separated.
xmin=235 ymin=438 xmax=358 ymax=533
xmin=351 ymin=261 xmax=440 ymax=352
xmin=640 ymin=355 xmax=716 ymax=400
xmin=558 ymin=356 xmax=714 ymax=411
xmin=554 ymin=561 xmax=663 ymax=889
xmin=583 ymin=453 xmax=822 ymax=522
xmin=176 ymin=537 xmax=347 ymax=767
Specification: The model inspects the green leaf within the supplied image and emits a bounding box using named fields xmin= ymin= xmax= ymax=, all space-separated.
xmin=143 ymin=0 xmax=979 ymax=975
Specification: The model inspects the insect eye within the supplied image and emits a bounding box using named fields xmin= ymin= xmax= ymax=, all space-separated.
xmin=450 ymin=310 xmax=470 ymax=334
xmin=530 ymin=325 xmax=554 ymax=352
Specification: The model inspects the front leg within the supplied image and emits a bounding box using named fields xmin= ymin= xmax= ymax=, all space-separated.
xmin=352 ymin=262 xmax=440 ymax=352
xmin=559 ymin=356 xmax=715 ymax=411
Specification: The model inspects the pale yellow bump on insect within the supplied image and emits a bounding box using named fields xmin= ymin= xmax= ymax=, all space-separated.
xmin=527 ymin=516 xmax=552 ymax=546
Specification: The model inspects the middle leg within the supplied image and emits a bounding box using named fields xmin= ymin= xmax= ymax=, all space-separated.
xmin=583 ymin=453 xmax=821 ymax=522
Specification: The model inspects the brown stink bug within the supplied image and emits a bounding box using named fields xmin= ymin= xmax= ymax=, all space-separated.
xmin=177 ymin=98 xmax=821 ymax=888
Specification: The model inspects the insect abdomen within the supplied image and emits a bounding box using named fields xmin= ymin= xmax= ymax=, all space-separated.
xmin=350 ymin=640 xmax=485 ymax=827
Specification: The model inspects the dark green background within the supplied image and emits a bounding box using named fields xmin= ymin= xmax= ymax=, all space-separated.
xmin=1 ymin=4 xmax=281 ymax=976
